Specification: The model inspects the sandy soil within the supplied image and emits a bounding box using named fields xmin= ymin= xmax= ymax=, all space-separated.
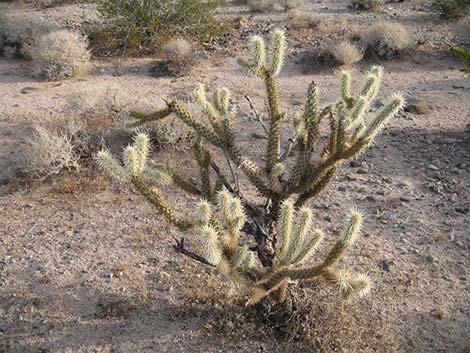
xmin=0 ymin=1 xmax=469 ymax=352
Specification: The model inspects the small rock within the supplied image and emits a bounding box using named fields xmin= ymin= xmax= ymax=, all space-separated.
xmin=378 ymin=259 xmax=393 ymax=272
xmin=349 ymin=160 xmax=362 ymax=167
xmin=427 ymin=164 xmax=439 ymax=171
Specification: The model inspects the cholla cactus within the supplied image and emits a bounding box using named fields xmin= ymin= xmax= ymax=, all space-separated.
xmin=98 ymin=29 xmax=404 ymax=306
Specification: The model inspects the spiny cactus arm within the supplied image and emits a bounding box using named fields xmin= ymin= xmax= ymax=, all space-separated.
xmin=341 ymin=71 xmax=354 ymax=108
xmin=213 ymin=87 xmax=231 ymax=117
xmin=247 ymin=277 xmax=290 ymax=306
xmin=194 ymin=138 xmax=212 ymax=200
xmin=275 ymin=200 xmax=294 ymax=265
xmin=198 ymin=224 xmax=223 ymax=266
xmin=290 ymin=229 xmax=324 ymax=265
xmin=96 ymin=150 xmax=129 ymax=181
xmin=359 ymin=66 xmax=382 ymax=102
xmin=239 ymin=158 xmax=276 ymax=198
xmin=237 ymin=35 xmax=266 ymax=77
xmin=268 ymin=163 xmax=284 ymax=194
xmin=195 ymin=84 xmax=224 ymax=135
xmin=131 ymin=176 xmax=193 ymax=231
xmin=169 ymin=169 xmax=202 ymax=195
xmin=218 ymin=189 xmax=246 ymax=254
xmin=134 ymin=133 xmax=150 ymax=173
xmin=142 ymin=165 xmax=173 ymax=185
xmin=304 ymin=81 xmax=320 ymax=151
xmin=294 ymin=166 xmax=337 ymax=207
xmin=322 ymin=268 xmax=371 ymax=300
xmin=168 ymin=101 xmax=226 ymax=148
xmin=269 ymin=29 xmax=286 ymax=77
xmin=282 ymin=207 xmax=313 ymax=265
xmin=321 ymin=209 xmax=363 ymax=268
xmin=127 ymin=107 xmax=172 ymax=128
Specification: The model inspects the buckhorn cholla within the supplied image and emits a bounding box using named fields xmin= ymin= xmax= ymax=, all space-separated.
xmin=97 ymin=29 xmax=404 ymax=306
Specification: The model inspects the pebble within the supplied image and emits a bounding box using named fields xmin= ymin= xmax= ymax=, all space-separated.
xmin=427 ymin=164 xmax=439 ymax=171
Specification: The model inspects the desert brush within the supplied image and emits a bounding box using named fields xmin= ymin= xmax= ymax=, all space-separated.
xmin=98 ymin=29 xmax=404 ymax=305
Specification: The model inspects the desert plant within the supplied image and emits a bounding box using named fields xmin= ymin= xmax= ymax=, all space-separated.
xmin=329 ymin=40 xmax=363 ymax=65
xmin=161 ymin=38 xmax=195 ymax=76
xmin=450 ymin=45 xmax=470 ymax=72
xmin=28 ymin=30 xmax=91 ymax=80
xmin=98 ymin=30 xmax=404 ymax=306
xmin=350 ymin=0 xmax=384 ymax=11
xmin=433 ymin=0 xmax=470 ymax=19
xmin=0 ymin=13 xmax=57 ymax=57
xmin=27 ymin=126 xmax=80 ymax=178
xmin=96 ymin=0 xmax=225 ymax=55
xmin=361 ymin=21 xmax=412 ymax=59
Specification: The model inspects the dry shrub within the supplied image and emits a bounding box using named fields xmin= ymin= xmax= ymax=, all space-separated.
xmin=329 ymin=40 xmax=363 ymax=65
xmin=350 ymin=0 xmax=384 ymax=11
xmin=0 ymin=13 xmax=57 ymax=57
xmin=161 ymin=38 xmax=196 ymax=77
xmin=457 ymin=16 xmax=470 ymax=44
xmin=361 ymin=21 xmax=412 ymax=59
xmin=29 ymin=30 xmax=91 ymax=80
xmin=287 ymin=10 xmax=321 ymax=30
xmin=26 ymin=126 xmax=80 ymax=178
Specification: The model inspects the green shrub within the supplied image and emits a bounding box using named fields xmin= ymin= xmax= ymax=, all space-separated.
xmin=95 ymin=0 xmax=226 ymax=55
xmin=433 ymin=0 xmax=470 ymax=18
xmin=450 ymin=45 xmax=470 ymax=72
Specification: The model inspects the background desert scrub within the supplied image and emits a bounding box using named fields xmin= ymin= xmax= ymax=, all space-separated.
xmin=26 ymin=126 xmax=80 ymax=179
xmin=29 ymin=30 xmax=91 ymax=80
xmin=350 ymin=0 xmax=384 ymax=11
xmin=0 ymin=12 xmax=57 ymax=57
xmin=432 ymin=0 xmax=470 ymax=19
xmin=329 ymin=40 xmax=363 ymax=65
xmin=361 ymin=21 xmax=412 ymax=59
xmin=161 ymin=38 xmax=196 ymax=77
xmin=95 ymin=0 xmax=225 ymax=56
xmin=98 ymin=29 xmax=405 ymax=307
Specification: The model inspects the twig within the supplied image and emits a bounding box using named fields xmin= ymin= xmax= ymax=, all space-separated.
xmin=224 ymin=151 xmax=239 ymax=192
xmin=174 ymin=237 xmax=215 ymax=267
xmin=279 ymin=138 xmax=295 ymax=162
xmin=245 ymin=95 xmax=269 ymax=134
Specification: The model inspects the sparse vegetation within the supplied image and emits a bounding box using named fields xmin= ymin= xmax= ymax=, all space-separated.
xmin=98 ymin=30 xmax=404 ymax=307
xmin=361 ymin=21 xmax=412 ymax=59
xmin=161 ymin=38 xmax=196 ymax=77
xmin=350 ymin=0 xmax=384 ymax=11
xmin=27 ymin=126 xmax=80 ymax=178
xmin=450 ymin=44 xmax=470 ymax=72
xmin=432 ymin=0 xmax=470 ymax=19
xmin=0 ymin=13 xmax=57 ymax=57
xmin=28 ymin=30 xmax=91 ymax=80
xmin=95 ymin=0 xmax=225 ymax=55
xmin=329 ymin=40 xmax=363 ymax=65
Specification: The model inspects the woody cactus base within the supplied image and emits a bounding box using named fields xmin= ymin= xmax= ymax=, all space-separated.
xmin=98 ymin=29 xmax=404 ymax=306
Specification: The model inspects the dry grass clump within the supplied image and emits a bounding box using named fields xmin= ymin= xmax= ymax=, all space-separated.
xmin=350 ymin=0 xmax=384 ymax=11
xmin=0 ymin=13 xmax=57 ymax=58
xmin=26 ymin=126 xmax=80 ymax=178
xmin=361 ymin=21 xmax=413 ymax=59
xmin=457 ymin=16 xmax=470 ymax=44
xmin=329 ymin=40 xmax=363 ymax=65
xmin=28 ymin=30 xmax=91 ymax=80
xmin=161 ymin=38 xmax=196 ymax=77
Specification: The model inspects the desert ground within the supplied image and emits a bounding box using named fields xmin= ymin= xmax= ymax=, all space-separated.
xmin=0 ymin=1 xmax=469 ymax=352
